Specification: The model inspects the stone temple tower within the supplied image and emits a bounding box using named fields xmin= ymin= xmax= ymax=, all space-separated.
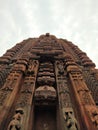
xmin=0 ymin=33 xmax=98 ymax=130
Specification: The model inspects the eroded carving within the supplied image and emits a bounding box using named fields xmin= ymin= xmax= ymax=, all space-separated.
xmin=35 ymin=85 xmax=56 ymax=100
xmin=87 ymin=107 xmax=98 ymax=128
xmin=57 ymin=81 xmax=72 ymax=108
xmin=27 ymin=60 xmax=38 ymax=74
xmin=91 ymin=110 xmax=98 ymax=127
xmin=62 ymin=108 xmax=79 ymax=130
xmin=56 ymin=61 xmax=65 ymax=75
xmin=2 ymin=72 xmax=20 ymax=91
xmin=15 ymin=60 xmax=39 ymax=108
xmin=16 ymin=93 xmax=31 ymax=108
xmin=78 ymin=90 xmax=94 ymax=105
xmin=0 ymin=91 xmax=8 ymax=105
xmin=7 ymin=108 xmax=24 ymax=130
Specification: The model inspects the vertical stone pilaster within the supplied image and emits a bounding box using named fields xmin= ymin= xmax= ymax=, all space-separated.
xmin=6 ymin=60 xmax=39 ymax=130
xmin=55 ymin=60 xmax=80 ymax=130
xmin=66 ymin=64 xmax=98 ymax=130
xmin=0 ymin=59 xmax=28 ymax=129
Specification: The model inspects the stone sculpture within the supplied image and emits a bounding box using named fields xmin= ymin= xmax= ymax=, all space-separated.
xmin=63 ymin=108 xmax=79 ymax=130
xmin=7 ymin=108 xmax=24 ymax=130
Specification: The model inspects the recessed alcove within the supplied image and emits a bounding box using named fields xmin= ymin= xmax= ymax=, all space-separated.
xmin=34 ymin=106 xmax=57 ymax=130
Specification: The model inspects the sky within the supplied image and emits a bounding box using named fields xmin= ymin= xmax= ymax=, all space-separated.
xmin=0 ymin=0 xmax=98 ymax=67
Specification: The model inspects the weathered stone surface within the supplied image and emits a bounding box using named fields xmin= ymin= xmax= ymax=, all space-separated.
xmin=0 ymin=34 xmax=98 ymax=130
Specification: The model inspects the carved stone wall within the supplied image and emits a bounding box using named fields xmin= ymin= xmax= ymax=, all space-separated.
xmin=55 ymin=60 xmax=80 ymax=130
xmin=65 ymin=55 xmax=98 ymax=130
xmin=0 ymin=33 xmax=97 ymax=130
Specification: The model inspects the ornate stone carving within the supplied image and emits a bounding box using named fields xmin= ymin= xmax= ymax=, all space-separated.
xmin=86 ymin=106 xmax=98 ymax=128
xmin=27 ymin=60 xmax=38 ymax=74
xmin=37 ymin=76 xmax=55 ymax=85
xmin=35 ymin=85 xmax=56 ymax=100
xmin=16 ymin=78 xmax=34 ymax=107
xmin=0 ymin=34 xmax=98 ymax=130
xmin=15 ymin=60 xmax=39 ymax=108
xmin=83 ymin=70 xmax=98 ymax=105
xmin=13 ymin=64 xmax=26 ymax=73
xmin=56 ymin=61 xmax=65 ymax=75
xmin=78 ymin=90 xmax=94 ymax=105
xmin=16 ymin=93 xmax=31 ymax=108
xmin=55 ymin=60 xmax=79 ymax=129
xmin=58 ymin=82 xmax=72 ymax=108
xmin=67 ymin=64 xmax=98 ymax=129
xmin=7 ymin=108 xmax=24 ymax=130
xmin=37 ymin=61 xmax=55 ymax=86
xmin=62 ymin=108 xmax=79 ymax=130
xmin=0 ymin=91 xmax=8 ymax=105
xmin=91 ymin=110 xmax=98 ymax=127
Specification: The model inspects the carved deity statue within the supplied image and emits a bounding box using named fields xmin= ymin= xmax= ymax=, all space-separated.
xmin=7 ymin=108 xmax=24 ymax=130
xmin=62 ymin=108 xmax=79 ymax=130
xmin=57 ymin=61 xmax=64 ymax=75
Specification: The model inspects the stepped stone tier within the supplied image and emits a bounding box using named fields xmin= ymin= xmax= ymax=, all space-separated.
xmin=0 ymin=33 xmax=98 ymax=130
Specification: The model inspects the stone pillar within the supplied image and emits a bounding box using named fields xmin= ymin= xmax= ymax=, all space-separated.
xmin=0 ymin=59 xmax=28 ymax=129
xmin=66 ymin=63 xmax=98 ymax=130
xmin=55 ymin=60 xmax=80 ymax=130
xmin=6 ymin=60 xmax=39 ymax=130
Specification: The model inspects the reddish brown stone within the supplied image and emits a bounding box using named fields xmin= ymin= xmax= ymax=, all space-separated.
xmin=0 ymin=34 xmax=98 ymax=130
